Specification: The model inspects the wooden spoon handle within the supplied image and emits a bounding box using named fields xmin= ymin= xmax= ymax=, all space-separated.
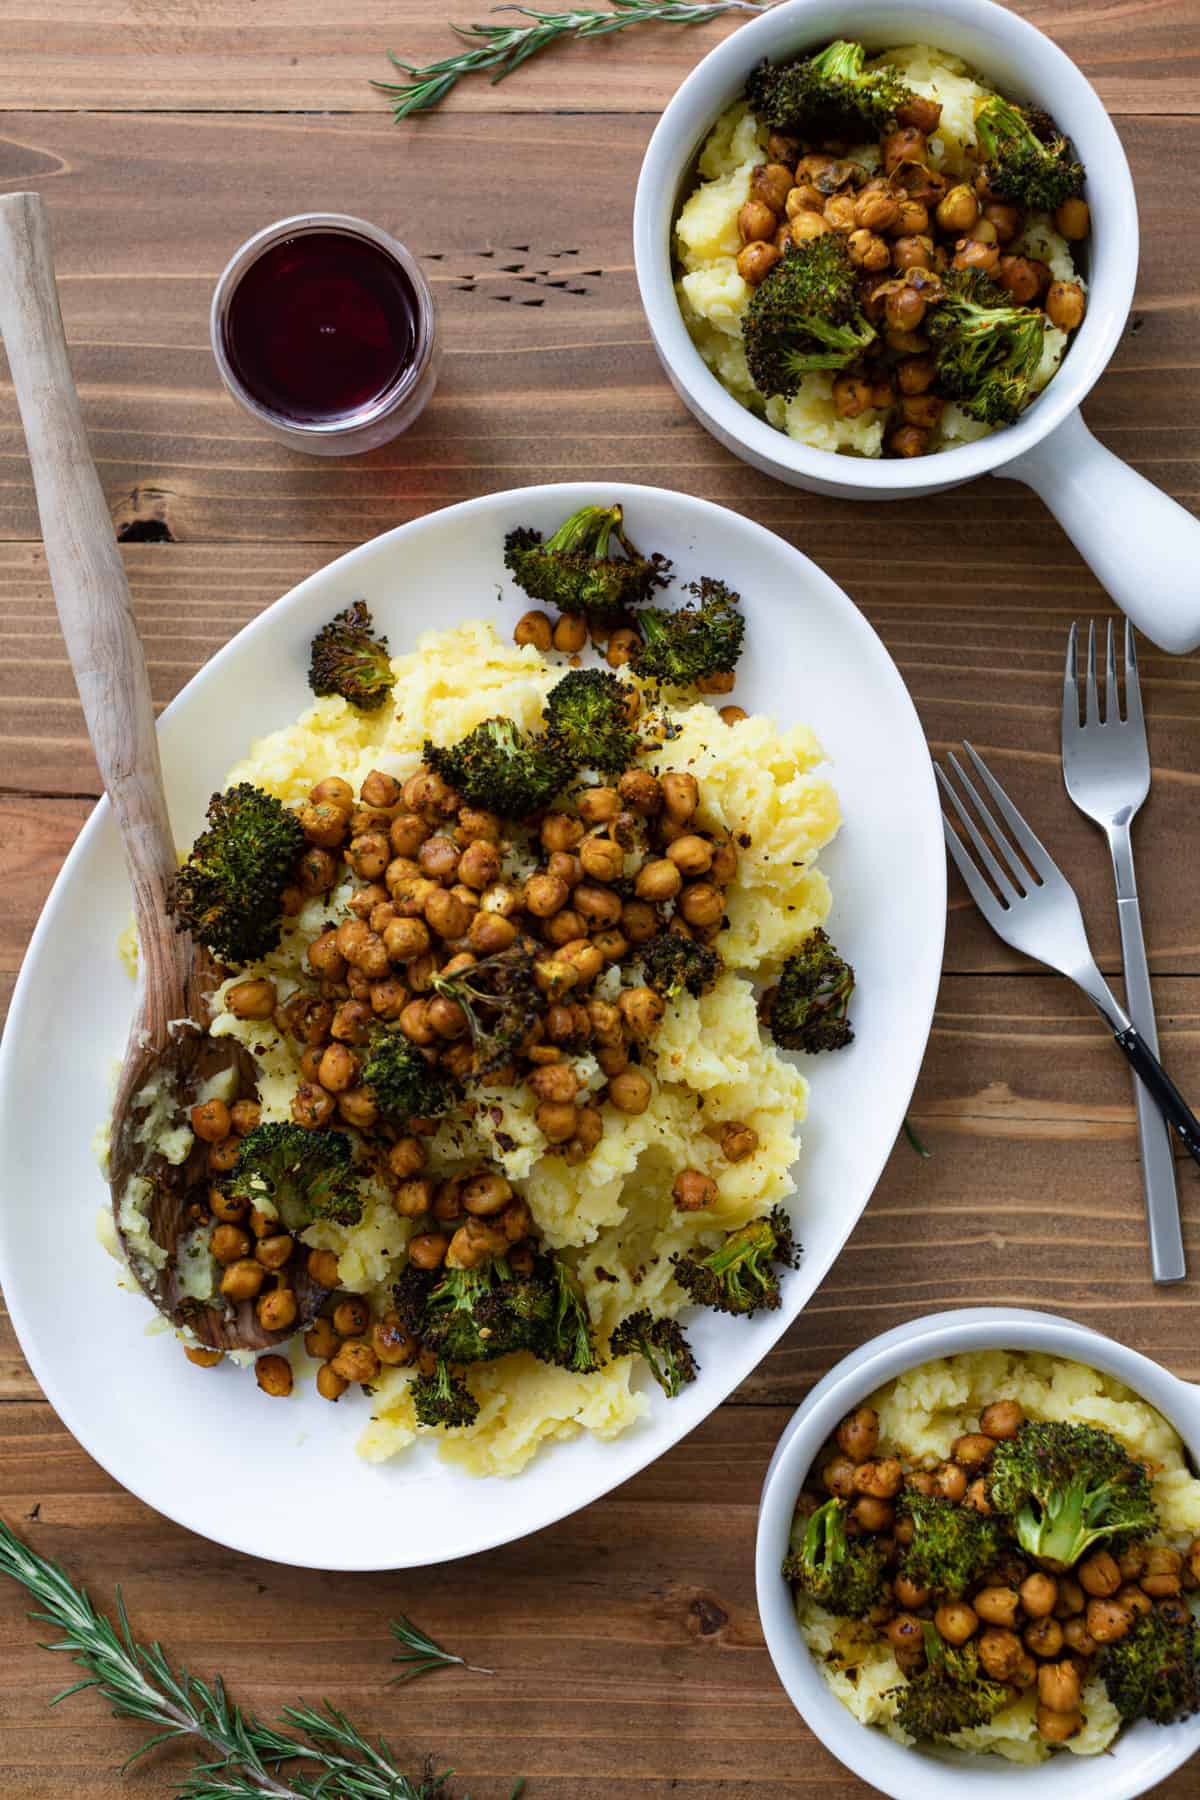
xmin=0 ymin=191 xmax=187 ymax=1039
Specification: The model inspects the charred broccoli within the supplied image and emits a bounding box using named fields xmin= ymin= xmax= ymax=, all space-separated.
xmin=307 ymin=600 xmax=395 ymax=711
xmin=899 ymin=1491 xmax=1009 ymax=1599
xmin=543 ymin=668 xmax=639 ymax=774
xmin=928 ymin=268 xmax=1046 ymax=426
xmin=761 ymin=929 xmax=855 ymax=1054
xmin=168 ymin=783 xmax=304 ymax=967
xmin=1099 ymin=1607 xmax=1200 ymax=1726
xmin=547 ymin=1258 xmax=599 ymax=1374
xmin=423 ymin=717 xmax=568 ymax=818
xmin=229 ymin=1123 xmax=362 ymax=1233
xmin=782 ymin=1497 xmax=889 ymax=1618
xmin=894 ymin=1624 xmax=1012 ymax=1739
xmin=394 ymin=1249 xmax=597 ymax=1375
xmin=673 ymin=1206 xmax=799 ymax=1317
xmin=640 ymin=931 xmax=722 ymax=1000
xmin=988 ymin=1420 xmax=1157 ymax=1570
xmin=504 ymin=503 xmax=671 ymax=616
xmin=746 ymin=40 xmax=916 ymax=139
xmin=361 ymin=1027 xmax=459 ymax=1124
xmin=609 ymin=1309 xmax=698 ymax=1398
xmin=429 ymin=943 xmax=539 ymax=1076
xmin=412 ymin=1358 xmax=479 ymax=1430
xmin=975 ymin=96 xmax=1084 ymax=212
xmin=633 ymin=578 xmax=746 ymax=690
xmin=743 ymin=237 xmax=877 ymax=401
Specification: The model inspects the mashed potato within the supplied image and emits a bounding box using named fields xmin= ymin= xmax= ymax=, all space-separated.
xmin=201 ymin=620 xmax=839 ymax=1476
xmin=674 ymin=46 xmax=1081 ymax=457
xmin=797 ymin=1351 xmax=1200 ymax=1760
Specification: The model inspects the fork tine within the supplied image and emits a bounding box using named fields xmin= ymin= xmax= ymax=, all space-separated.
xmin=936 ymin=764 xmax=1020 ymax=903
xmin=1062 ymin=620 xmax=1079 ymax=734
xmin=961 ymin=742 xmax=1060 ymax=883
xmin=1085 ymin=620 xmax=1100 ymax=726
xmin=1105 ymin=618 xmax=1118 ymax=723
xmin=944 ymin=751 xmax=1033 ymax=893
xmin=1124 ymin=618 xmax=1144 ymax=733
xmin=941 ymin=810 xmax=1010 ymax=919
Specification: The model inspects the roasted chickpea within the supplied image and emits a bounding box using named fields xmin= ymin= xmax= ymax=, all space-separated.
xmin=1054 ymin=1577 xmax=1086 ymax=1619
xmin=836 ymin=1408 xmax=880 ymax=1463
xmin=678 ymin=881 xmax=724 ymax=928
xmin=617 ymin=899 xmax=657 ymax=945
xmin=255 ymin=1234 xmax=294 ymax=1272
xmin=465 ymin=911 xmax=516 ymax=957
xmin=964 ymin=1476 xmax=992 ymax=1513
xmin=719 ymin=1120 xmax=758 ymax=1162
xmin=821 ymin=192 xmax=857 ymax=232
xmin=392 ymin=1176 xmax=436 ymax=1219
xmin=885 ymin=1613 xmax=925 ymax=1656
xmin=1024 ymin=1616 xmax=1064 ymax=1659
xmin=979 ymin=1399 xmax=1023 ymax=1439
xmin=982 ymin=200 xmax=1023 ymax=242
xmin=736 ymin=241 xmax=783 ymax=286
xmin=191 ymin=1098 xmax=231 ymax=1143
xmin=660 ymin=772 xmax=698 ymax=823
xmin=822 ymin=1453 xmax=857 ymax=1498
xmin=307 ymin=775 xmax=353 ymax=813
xmin=1020 ymin=1572 xmax=1058 ymax=1618
xmin=256 ymin=1288 xmax=298 ymax=1334
xmin=887 ymin=424 xmax=929 ymax=459
xmin=373 ymin=1311 xmax=418 ymax=1365
xmin=846 ymin=227 xmax=888 ymax=271
xmin=255 ymin=1353 xmax=292 ymax=1397
xmin=952 ymin=1433 xmax=995 ymax=1470
xmin=1054 ymin=197 xmax=1090 ymax=240
xmin=893 ymin=1573 xmax=928 ymax=1610
xmin=404 ymin=1231 xmax=448 ymax=1272
xmin=977 ymin=1627 xmax=1023 ymax=1681
xmin=461 ymin=1169 xmax=515 ymax=1215
xmin=1086 ymin=1597 xmax=1133 ymax=1643
xmin=975 ymin=1587 xmax=1021 ymax=1628
xmin=535 ymin=1099 xmax=579 ymax=1144
xmin=853 ymin=1458 xmax=903 ymax=1499
xmin=600 ymin=1068 xmax=648 ymax=1115
xmin=337 ymin=1087 xmax=378 ymax=1131
xmin=305 ymin=1248 xmax=339 ymax=1290
xmin=718 ymin=705 xmax=748 ymax=727
xmin=933 ymin=1461 xmax=968 ymax=1502
xmin=330 ymin=1338 xmax=380 ymax=1384
xmin=1062 ymin=1616 xmax=1097 ymax=1657
xmin=935 ymin=1602 xmax=979 ymax=1646
xmin=605 ymin=627 xmax=638 ymax=668
xmin=993 ymin=253 xmax=1042 ymax=304
xmin=936 ymin=183 xmax=978 ymax=233
xmin=452 ymin=839 xmax=499 ymax=892
xmin=737 ymin=197 xmax=778 ymax=244
xmin=514 ymin=609 xmax=553 ymax=651
xmin=1079 ymin=1551 xmax=1121 ymax=1598
xmin=578 ymin=833 xmax=624 ymax=883
xmin=225 ymin=976 xmax=277 ymax=1022
xmin=208 ymin=1221 xmax=250 ymax=1266
xmin=552 ymin=613 xmax=586 ymax=654
xmin=953 ymin=236 xmax=1000 ymax=272
xmin=1046 ymin=280 xmax=1086 ymax=330
xmin=424 ymin=887 xmax=472 ymax=940
xmin=892 ymin=197 xmax=929 ymax=235
xmin=1118 ymin=1582 xmax=1154 ymax=1618
xmin=673 ymin=1168 xmax=717 ymax=1211
xmin=852 ymin=1495 xmax=894 ymax=1533
xmin=220 ymin=1258 xmax=265 ymax=1301
xmin=750 ymin=161 xmax=795 ymax=213
xmin=619 ymin=986 xmax=664 ymax=1041
xmin=830 ymin=373 xmax=873 ymax=419
xmin=1140 ymin=1545 xmax=1183 ymax=1599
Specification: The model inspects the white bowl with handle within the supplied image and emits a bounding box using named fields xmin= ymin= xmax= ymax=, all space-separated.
xmin=632 ymin=0 xmax=1200 ymax=655
xmin=755 ymin=1307 xmax=1200 ymax=1799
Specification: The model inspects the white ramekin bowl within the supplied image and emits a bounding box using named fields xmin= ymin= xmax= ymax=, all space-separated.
xmin=755 ymin=1307 xmax=1200 ymax=1800
xmin=633 ymin=0 xmax=1200 ymax=653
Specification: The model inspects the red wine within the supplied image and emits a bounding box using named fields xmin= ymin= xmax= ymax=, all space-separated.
xmin=223 ymin=229 xmax=420 ymax=424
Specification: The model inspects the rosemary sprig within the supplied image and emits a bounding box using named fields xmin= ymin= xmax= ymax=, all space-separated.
xmin=389 ymin=1614 xmax=494 ymax=1684
xmin=903 ymin=1116 xmax=932 ymax=1159
xmin=0 ymin=1519 xmax=497 ymax=1800
xmin=375 ymin=1 xmax=774 ymax=119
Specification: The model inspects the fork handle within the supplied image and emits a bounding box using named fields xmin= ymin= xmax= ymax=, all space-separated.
xmin=1115 ymin=883 xmax=1186 ymax=1282
xmin=1112 ymin=1024 xmax=1200 ymax=1167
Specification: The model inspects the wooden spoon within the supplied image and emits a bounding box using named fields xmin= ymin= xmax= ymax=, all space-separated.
xmin=0 ymin=192 xmax=326 ymax=1352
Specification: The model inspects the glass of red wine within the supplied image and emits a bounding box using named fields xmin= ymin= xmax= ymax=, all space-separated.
xmin=210 ymin=213 xmax=437 ymax=454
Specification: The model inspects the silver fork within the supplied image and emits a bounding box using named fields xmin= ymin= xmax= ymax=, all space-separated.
xmin=1062 ymin=621 xmax=1184 ymax=1283
xmin=937 ymin=744 xmax=1200 ymax=1212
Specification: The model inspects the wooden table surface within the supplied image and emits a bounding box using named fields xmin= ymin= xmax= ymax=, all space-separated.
xmin=1 ymin=3 xmax=1199 ymax=1795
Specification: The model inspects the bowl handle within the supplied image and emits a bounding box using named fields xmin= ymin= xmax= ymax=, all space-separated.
xmin=996 ymin=408 xmax=1200 ymax=655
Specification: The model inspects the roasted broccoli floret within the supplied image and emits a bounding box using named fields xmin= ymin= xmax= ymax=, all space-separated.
xmin=429 ymin=944 xmax=539 ymax=1076
xmin=423 ymin=717 xmax=568 ymax=818
xmin=928 ymin=268 xmax=1047 ymax=426
xmin=361 ymin=1027 xmax=459 ymax=1124
xmin=504 ymin=503 xmax=671 ymax=616
xmin=543 ymin=668 xmax=639 ymax=774
xmin=974 ymin=95 xmax=1084 ymax=211
xmin=307 ymin=600 xmax=395 ymax=711
xmin=894 ymin=1624 xmax=1012 ymax=1739
xmin=229 ymin=1123 xmax=362 ymax=1234
xmin=168 ymin=782 xmax=304 ymax=967
xmin=640 ymin=931 xmax=722 ymax=1000
xmin=782 ymin=1498 xmax=889 ymax=1618
xmin=673 ymin=1206 xmax=799 ymax=1317
xmin=394 ymin=1250 xmax=596 ymax=1375
xmin=609 ymin=1309 xmax=698 ymax=1398
xmin=633 ymin=578 xmax=746 ymax=690
xmin=412 ymin=1358 xmax=479 ymax=1430
xmin=761 ymin=928 xmax=855 ymax=1053
xmin=899 ymin=1491 xmax=1009 ymax=1599
xmin=988 ymin=1421 xmax=1157 ymax=1570
xmin=743 ymin=237 xmax=877 ymax=401
xmin=1099 ymin=1607 xmax=1200 ymax=1726
xmin=746 ymin=40 xmax=916 ymax=139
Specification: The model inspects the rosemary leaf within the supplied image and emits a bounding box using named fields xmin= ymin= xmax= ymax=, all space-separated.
xmin=0 ymin=1519 xmax=498 ymax=1800
xmin=903 ymin=1116 xmax=932 ymax=1159
xmin=389 ymin=1614 xmax=495 ymax=1683
xmin=375 ymin=1 xmax=775 ymax=119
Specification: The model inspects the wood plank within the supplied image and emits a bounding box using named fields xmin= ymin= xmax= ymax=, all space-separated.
xmin=0 ymin=1 xmax=1195 ymax=115
xmin=0 ymin=110 xmax=1195 ymax=545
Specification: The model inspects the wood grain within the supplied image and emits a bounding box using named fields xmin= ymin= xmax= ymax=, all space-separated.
xmin=0 ymin=1 xmax=1195 ymax=115
xmin=0 ymin=4 xmax=1199 ymax=1797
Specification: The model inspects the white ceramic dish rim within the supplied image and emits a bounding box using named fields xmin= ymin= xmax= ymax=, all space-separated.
xmin=0 ymin=482 xmax=945 ymax=1569
xmin=755 ymin=1306 xmax=1200 ymax=1800
xmin=632 ymin=0 xmax=1139 ymax=494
